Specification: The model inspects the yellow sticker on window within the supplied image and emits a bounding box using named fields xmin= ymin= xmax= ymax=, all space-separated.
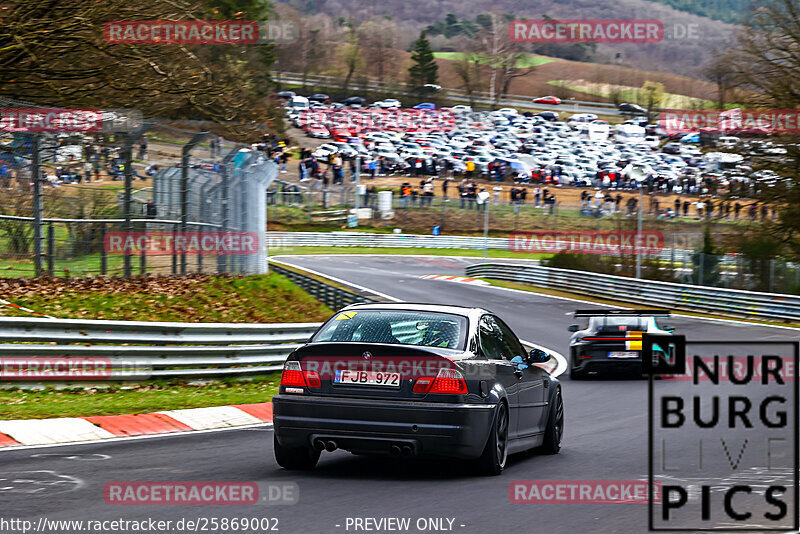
xmin=334 ymin=311 xmax=358 ymax=320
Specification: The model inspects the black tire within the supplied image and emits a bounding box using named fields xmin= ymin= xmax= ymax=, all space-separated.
xmin=540 ymin=389 xmax=564 ymax=454
xmin=274 ymin=434 xmax=320 ymax=470
xmin=569 ymin=365 xmax=585 ymax=380
xmin=475 ymin=401 xmax=509 ymax=476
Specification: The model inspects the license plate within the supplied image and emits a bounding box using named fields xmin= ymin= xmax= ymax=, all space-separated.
xmin=334 ymin=370 xmax=401 ymax=387
xmin=608 ymin=351 xmax=639 ymax=359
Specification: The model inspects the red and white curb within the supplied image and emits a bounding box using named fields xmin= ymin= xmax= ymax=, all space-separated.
xmin=419 ymin=274 xmax=489 ymax=286
xmin=0 ymin=402 xmax=273 ymax=448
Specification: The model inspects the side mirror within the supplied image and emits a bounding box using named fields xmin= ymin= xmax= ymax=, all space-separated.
xmin=663 ymin=325 xmax=676 ymax=333
xmin=567 ymin=324 xmax=579 ymax=332
xmin=529 ymin=348 xmax=550 ymax=364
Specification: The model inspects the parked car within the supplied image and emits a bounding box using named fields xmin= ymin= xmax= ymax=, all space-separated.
xmin=340 ymin=96 xmax=366 ymax=106
xmin=619 ymin=103 xmax=647 ymax=115
xmin=309 ymin=94 xmax=330 ymax=102
xmin=536 ymin=111 xmax=560 ymax=121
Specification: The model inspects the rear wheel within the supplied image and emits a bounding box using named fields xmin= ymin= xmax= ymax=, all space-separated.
xmin=569 ymin=365 xmax=585 ymax=380
xmin=569 ymin=351 xmax=584 ymax=380
xmin=540 ymin=389 xmax=564 ymax=454
xmin=274 ymin=434 xmax=320 ymax=470
xmin=475 ymin=402 xmax=509 ymax=476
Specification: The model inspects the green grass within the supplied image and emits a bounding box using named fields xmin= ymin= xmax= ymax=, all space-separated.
xmin=0 ymin=253 xmax=126 ymax=278
xmin=547 ymin=80 xmax=714 ymax=108
xmin=0 ymin=376 xmax=280 ymax=419
xmin=0 ymin=273 xmax=331 ymax=418
xmin=434 ymin=52 xmax=555 ymax=67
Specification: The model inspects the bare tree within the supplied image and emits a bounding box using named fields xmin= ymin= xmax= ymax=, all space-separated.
xmin=451 ymin=52 xmax=484 ymax=107
xmin=0 ymin=0 xmax=281 ymax=140
xmin=474 ymin=13 xmax=535 ymax=107
xmin=339 ymin=23 xmax=364 ymax=91
xmin=360 ymin=19 xmax=399 ymax=83
xmin=723 ymin=0 xmax=800 ymax=108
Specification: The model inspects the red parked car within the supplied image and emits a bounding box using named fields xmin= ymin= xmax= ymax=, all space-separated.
xmin=532 ymin=96 xmax=561 ymax=105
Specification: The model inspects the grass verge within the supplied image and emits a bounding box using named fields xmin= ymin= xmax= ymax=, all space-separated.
xmin=2 ymin=273 xmax=332 ymax=322
xmin=0 ymin=274 xmax=330 ymax=419
xmin=0 ymin=376 xmax=280 ymax=420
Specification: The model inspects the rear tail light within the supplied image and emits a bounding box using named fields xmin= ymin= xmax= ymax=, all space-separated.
xmin=413 ymin=369 xmax=468 ymax=395
xmin=413 ymin=377 xmax=435 ymax=394
xmin=280 ymin=361 xmax=306 ymax=387
xmin=305 ymin=371 xmax=321 ymax=388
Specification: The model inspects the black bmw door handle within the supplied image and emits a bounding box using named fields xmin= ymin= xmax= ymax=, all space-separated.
xmin=514 ymin=369 xmax=523 ymax=379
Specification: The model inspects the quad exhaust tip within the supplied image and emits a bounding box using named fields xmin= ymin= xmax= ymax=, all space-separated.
xmin=401 ymin=445 xmax=413 ymax=457
xmin=325 ymin=440 xmax=338 ymax=452
xmin=313 ymin=439 xmax=326 ymax=451
xmin=390 ymin=444 xmax=402 ymax=456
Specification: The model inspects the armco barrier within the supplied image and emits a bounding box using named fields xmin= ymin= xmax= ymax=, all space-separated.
xmin=0 ymin=317 xmax=321 ymax=381
xmin=465 ymin=263 xmax=800 ymax=322
xmin=268 ymin=231 xmax=510 ymax=250
xmin=267 ymin=231 xmax=694 ymax=263
xmin=0 ymin=264 xmax=388 ymax=384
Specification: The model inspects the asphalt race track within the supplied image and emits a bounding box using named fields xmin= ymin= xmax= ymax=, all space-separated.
xmin=2 ymin=255 xmax=798 ymax=534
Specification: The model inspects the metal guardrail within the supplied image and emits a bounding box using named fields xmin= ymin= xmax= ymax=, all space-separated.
xmin=270 ymin=261 xmax=386 ymax=309
xmin=268 ymin=231 xmax=509 ymax=250
xmin=465 ymin=263 xmax=800 ymax=322
xmin=272 ymin=71 xmax=625 ymax=115
xmin=267 ymin=231 xmax=695 ymax=263
xmin=0 ymin=317 xmax=321 ymax=382
xmin=272 ymin=71 xmax=618 ymax=109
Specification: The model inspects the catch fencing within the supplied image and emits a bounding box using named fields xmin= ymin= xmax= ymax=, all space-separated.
xmin=0 ymin=98 xmax=277 ymax=277
xmin=465 ymin=262 xmax=800 ymax=322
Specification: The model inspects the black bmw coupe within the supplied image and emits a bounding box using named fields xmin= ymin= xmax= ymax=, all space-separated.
xmin=273 ymin=303 xmax=563 ymax=475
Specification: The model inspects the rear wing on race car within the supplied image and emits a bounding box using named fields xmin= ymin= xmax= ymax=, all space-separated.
xmin=573 ymin=309 xmax=671 ymax=318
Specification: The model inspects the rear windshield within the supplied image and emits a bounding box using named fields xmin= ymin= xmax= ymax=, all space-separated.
xmin=312 ymin=310 xmax=467 ymax=350
xmin=590 ymin=317 xmax=651 ymax=332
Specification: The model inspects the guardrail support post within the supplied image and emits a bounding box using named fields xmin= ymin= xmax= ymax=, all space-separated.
xmin=122 ymin=144 xmax=133 ymax=277
xmin=47 ymin=223 xmax=55 ymax=276
xmin=32 ymin=134 xmax=43 ymax=277
xmin=100 ymin=223 xmax=107 ymax=275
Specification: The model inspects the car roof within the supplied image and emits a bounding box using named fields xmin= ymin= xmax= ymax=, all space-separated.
xmin=340 ymin=302 xmax=491 ymax=319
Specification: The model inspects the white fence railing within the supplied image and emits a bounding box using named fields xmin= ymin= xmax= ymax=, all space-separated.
xmin=465 ymin=263 xmax=800 ymax=322
xmin=266 ymin=231 xmax=695 ymax=263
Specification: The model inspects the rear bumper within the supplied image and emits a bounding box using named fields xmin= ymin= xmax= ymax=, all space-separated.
xmin=273 ymin=394 xmax=496 ymax=460
xmin=572 ymin=346 xmax=643 ymax=374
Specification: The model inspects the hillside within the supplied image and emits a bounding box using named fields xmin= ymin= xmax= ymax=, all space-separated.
xmin=646 ymin=0 xmax=751 ymax=24
xmin=279 ymin=0 xmax=736 ymax=75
